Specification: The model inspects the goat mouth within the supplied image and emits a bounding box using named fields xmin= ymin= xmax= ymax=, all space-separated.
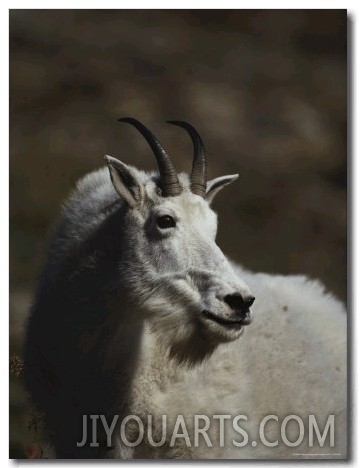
xmin=202 ymin=310 xmax=245 ymax=330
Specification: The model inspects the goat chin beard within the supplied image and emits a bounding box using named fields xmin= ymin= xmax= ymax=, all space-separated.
xmin=147 ymin=313 xmax=242 ymax=368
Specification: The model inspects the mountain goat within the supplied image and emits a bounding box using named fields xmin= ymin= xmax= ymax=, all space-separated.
xmin=24 ymin=118 xmax=347 ymax=459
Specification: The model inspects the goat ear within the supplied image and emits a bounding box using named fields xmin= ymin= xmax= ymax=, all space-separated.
xmin=206 ymin=174 xmax=239 ymax=203
xmin=105 ymin=155 xmax=145 ymax=208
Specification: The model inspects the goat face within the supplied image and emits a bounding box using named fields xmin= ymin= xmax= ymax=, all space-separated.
xmin=105 ymin=119 xmax=255 ymax=363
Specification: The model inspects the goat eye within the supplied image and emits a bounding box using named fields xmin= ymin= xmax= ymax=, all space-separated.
xmin=156 ymin=215 xmax=176 ymax=229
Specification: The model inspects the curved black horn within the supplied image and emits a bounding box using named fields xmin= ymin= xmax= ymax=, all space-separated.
xmin=118 ymin=117 xmax=182 ymax=197
xmin=167 ymin=121 xmax=207 ymax=198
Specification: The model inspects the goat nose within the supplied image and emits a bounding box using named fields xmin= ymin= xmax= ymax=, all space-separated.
xmin=224 ymin=294 xmax=255 ymax=310
xmin=223 ymin=294 xmax=255 ymax=324
xmin=245 ymin=295 xmax=255 ymax=308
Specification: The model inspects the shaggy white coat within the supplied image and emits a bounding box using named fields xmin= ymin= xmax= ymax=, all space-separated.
xmin=25 ymin=165 xmax=347 ymax=459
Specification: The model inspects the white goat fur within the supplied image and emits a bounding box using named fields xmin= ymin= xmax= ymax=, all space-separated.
xmin=24 ymin=165 xmax=347 ymax=460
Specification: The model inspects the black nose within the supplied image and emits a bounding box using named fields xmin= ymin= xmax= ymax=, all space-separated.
xmin=224 ymin=294 xmax=255 ymax=323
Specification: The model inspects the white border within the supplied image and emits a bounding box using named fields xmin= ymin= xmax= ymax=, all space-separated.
xmin=3 ymin=3 xmax=9 ymax=467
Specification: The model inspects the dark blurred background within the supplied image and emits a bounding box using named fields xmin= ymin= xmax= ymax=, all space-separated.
xmin=9 ymin=9 xmax=347 ymax=457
